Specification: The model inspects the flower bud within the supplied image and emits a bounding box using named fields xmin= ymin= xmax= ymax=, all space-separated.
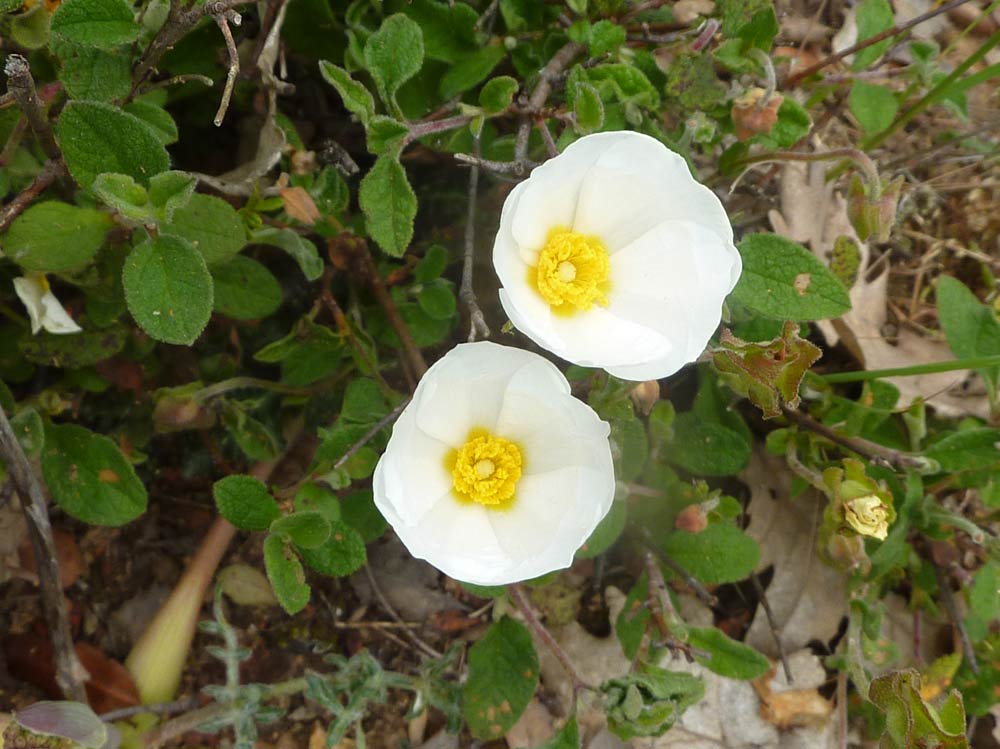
xmin=847 ymin=174 xmax=904 ymax=242
xmin=844 ymin=495 xmax=890 ymax=540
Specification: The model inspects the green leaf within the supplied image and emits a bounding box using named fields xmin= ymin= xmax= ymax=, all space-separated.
xmin=20 ymin=325 xmax=127 ymax=368
xmin=41 ymin=422 xmax=147 ymax=526
xmin=767 ymin=98 xmax=813 ymax=148
xmin=211 ymin=255 xmax=283 ymax=320
xmin=359 ymin=155 xmax=417 ymax=257
xmin=589 ymin=20 xmax=626 ymax=56
xmin=164 ymin=193 xmax=246 ymax=265
xmin=616 ymin=575 xmax=651 ymax=660
xmin=213 ymin=474 xmax=281 ymax=531
xmin=732 ymin=233 xmax=852 ymax=321
xmin=93 ymin=172 xmax=151 ymax=221
xmin=849 ymin=80 xmax=898 ymax=135
xmin=340 ymin=377 xmax=389 ymax=424
xmin=966 ymin=561 xmax=1000 ymax=640
xmin=925 ymin=428 xmax=1000 ymax=473
xmin=463 ymin=617 xmax=539 ymax=740
xmin=869 ymin=669 xmax=967 ymax=748
xmin=686 ymin=626 xmax=770 ymax=680
xmin=11 ymin=407 xmax=44 ymax=456
xmin=537 ymin=716 xmax=580 ymax=749
xmin=853 ymin=0 xmax=895 ymax=71
xmin=5 ymin=201 xmax=111 ymax=272
xmin=365 ymin=115 xmax=410 ymax=156
xmin=340 ymin=489 xmax=388 ymax=543
xmin=124 ymin=99 xmax=178 ymax=146
xmin=263 ymin=533 xmax=311 ymax=615
xmin=416 ymin=282 xmax=456 ymax=320
xmin=221 ymin=403 xmax=281 ymax=461
xmin=251 ymin=226 xmax=324 ymax=281
xmin=479 ymin=76 xmax=519 ymax=115
xmin=405 ymin=0 xmax=477 ymax=63
xmin=364 ymin=14 xmax=424 ymax=105
xmin=414 ymin=244 xmax=448 ymax=283
xmin=50 ymin=0 xmax=138 ymax=48
xmin=936 ymin=276 xmax=1000 ymax=400
xmin=122 ymin=234 xmax=213 ymax=345
xmin=318 ymin=61 xmax=376 ymax=125
xmin=55 ymin=41 xmax=131 ymax=101
xmin=148 ymin=170 xmax=197 ymax=222
xmin=298 ymin=521 xmax=367 ymax=577
xmin=603 ymin=663 xmax=704 ymax=740
xmin=439 ymin=44 xmax=506 ymax=100
xmin=10 ymin=4 xmax=50 ymax=49
xmin=576 ymin=499 xmax=626 ymax=559
xmin=294 ymin=483 xmax=341 ymax=522
xmin=668 ymin=412 xmax=750 ymax=476
xmin=661 ymin=523 xmax=761 ymax=585
xmin=56 ymin=101 xmax=170 ymax=189
xmin=573 ymin=81 xmax=604 ymax=134
xmin=271 ymin=511 xmax=331 ymax=549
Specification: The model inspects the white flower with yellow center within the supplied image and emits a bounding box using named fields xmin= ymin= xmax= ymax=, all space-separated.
xmin=12 ymin=273 xmax=82 ymax=335
xmin=373 ymin=341 xmax=615 ymax=586
xmin=493 ymin=131 xmax=742 ymax=381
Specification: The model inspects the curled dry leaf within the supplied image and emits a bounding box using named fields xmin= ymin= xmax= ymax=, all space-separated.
xmin=280 ymin=186 xmax=321 ymax=225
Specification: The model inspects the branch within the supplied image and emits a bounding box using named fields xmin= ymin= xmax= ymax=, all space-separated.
xmin=460 ymin=136 xmax=490 ymax=342
xmin=784 ymin=0 xmax=975 ymax=87
xmin=514 ymin=41 xmax=582 ymax=170
xmin=781 ymin=406 xmax=931 ymax=472
xmin=3 ymin=56 xmax=61 ymax=161
xmin=0 ymin=404 xmax=88 ymax=702
xmin=333 ymin=399 xmax=408 ymax=471
xmin=213 ymin=10 xmax=242 ymax=126
xmin=934 ymin=564 xmax=979 ymax=674
xmin=507 ymin=583 xmax=594 ymax=692
xmin=453 ymin=152 xmax=536 ymax=176
xmin=0 ymin=160 xmax=64 ymax=233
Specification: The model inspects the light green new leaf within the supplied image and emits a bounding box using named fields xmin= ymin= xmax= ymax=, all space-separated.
xmin=573 ymin=81 xmax=604 ymax=133
xmin=56 ymin=100 xmax=170 ymax=189
xmin=213 ymin=474 xmax=281 ymax=531
xmin=5 ymin=201 xmax=112 ymax=272
xmin=936 ymin=276 xmax=1000 ymax=400
xmin=122 ymin=235 xmax=213 ymax=345
xmin=148 ymin=171 xmax=197 ymax=222
xmin=318 ymin=61 xmax=376 ymax=125
xmin=732 ymin=233 xmax=851 ymax=321
xmin=42 ymin=423 xmax=147 ymax=526
xmin=479 ymin=76 xmax=519 ymax=114
xmin=364 ymin=14 xmax=424 ymax=105
xmin=849 ymin=80 xmax=898 ymax=135
xmin=359 ymin=155 xmax=417 ymax=257
xmin=50 ymin=0 xmax=138 ymax=49
xmin=251 ymin=226 xmax=324 ymax=280
xmin=463 ymin=617 xmax=539 ymax=740
xmin=164 ymin=193 xmax=246 ymax=265
xmin=93 ymin=173 xmax=151 ymax=221
xmin=263 ymin=534 xmax=311 ymax=615
xmin=211 ymin=255 xmax=283 ymax=320
xmin=853 ymin=0 xmax=895 ymax=71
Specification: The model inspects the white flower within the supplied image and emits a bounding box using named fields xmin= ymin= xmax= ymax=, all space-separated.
xmin=13 ymin=273 xmax=82 ymax=335
xmin=373 ymin=341 xmax=615 ymax=586
xmin=493 ymin=131 xmax=742 ymax=381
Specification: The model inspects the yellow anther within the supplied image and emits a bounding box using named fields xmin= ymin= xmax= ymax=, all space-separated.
xmin=533 ymin=227 xmax=610 ymax=313
xmin=449 ymin=431 xmax=522 ymax=508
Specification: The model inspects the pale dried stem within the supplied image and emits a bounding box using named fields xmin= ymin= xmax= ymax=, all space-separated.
xmin=213 ymin=11 xmax=242 ymax=126
xmin=461 ymin=136 xmax=490 ymax=342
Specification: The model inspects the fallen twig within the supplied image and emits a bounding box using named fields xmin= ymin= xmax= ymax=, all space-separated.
xmin=0 ymin=404 xmax=88 ymax=702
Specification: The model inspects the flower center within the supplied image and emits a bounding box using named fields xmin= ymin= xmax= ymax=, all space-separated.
xmin=450 ymin=430 xmax=522 ymax=508
xmin=533 ymin=227 xmax=610 ymax=313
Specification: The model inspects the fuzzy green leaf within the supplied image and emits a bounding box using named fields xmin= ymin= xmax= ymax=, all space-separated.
xmin=364 ymin=14 xmax=424 ymax=104
xmin=271 ymin=511 xmax=331 ymax=550
xmin=936 ymin=276 xmax=1000 ymax=400
xmin=42 ymin=422 xmax=147 ymax=526
xmin=213 ymin=474 xmax=281 ymax=531
xmin=211 ymin=255 xmax=283 ymax=320
xmin=463 ymin=617 xmax=539 ymax=740
xmin=849 ymin=80 xmax=898 ymax=134
xmin=5 ymin=201 xmax=112 ymax=272
xmin=318 ymin=61 xmax=376 ymax=124
xmin=661 ymin=524 xmax=761 ymax=585
xmin=439 ymin=44 xmax=506 ymax=99
xmin=164 ymin=193 xmax=246 ymax=265
xmin=686 ymin=626 xmax=770 ymax=680
xmin=50 ymin=0 xmax=138 ymax=48
xmin=359 ymin=155 xmax=417 ymax=257
xmin=122 ymin=234 xmax=213 ymax=345
xmin=853 ymin=0 xmax=895 ymax=71
xmin=263 ymin=534 xmax=311 ymax=615
xmin=298 ymin=521 xmax=367 ymax=577
xmin=479 ymin=76 xmax=519 ymax=114
xmin=668 ymin=412 xmax=750 ymax=476
xmin=55 ymin=42 xmax=131 ymax=101
xmin=251 ymin=226 xmax=324 ymax=280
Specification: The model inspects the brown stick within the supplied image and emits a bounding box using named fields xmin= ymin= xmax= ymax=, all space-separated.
xmin=0 ymin=404 xmax=88 ymax=703
xmin=3 ymin=56 xmax=61 ymax=162
xmin=212 ymin=10 xmax=241 ymax=126
xmin=351 ymin=244 xmax=427 ymax=386
xmin=460 ymin=135 xmax=490 ymax=342
xmin=784 ymin=0 xmax=975 ymax=87
xmin=514 ymin=41 xmax=582 ymax=170
xmin=0 ymin=160 xmax=64 ymax=233
xmin=934 ymin=565 xmax=980 ymax=674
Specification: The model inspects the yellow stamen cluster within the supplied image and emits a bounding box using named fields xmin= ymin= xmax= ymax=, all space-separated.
xmin=533 ymin=227 xmax=610 ymax=313
xmin=450 ymin=430 xmax=523 ymax=508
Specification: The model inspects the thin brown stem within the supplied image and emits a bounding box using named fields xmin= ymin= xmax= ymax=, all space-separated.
xmin=507 ymin=583 xmax=594 ymax=692
xmin=320 ymin=283 xmax=393 ymax=395
xmin=750 ymin=572 xmax=792 ymax=683
xmin=364 ymin=564 xmax=442 ymax=658
xmin=934 ymin=565 xmax=979 ymax=674
xmin=333 ymin=400 xmax=408 ymax=471
xmin=454 ymin=152 xmax=535 ymax=175
xmin=781 ymin=406 xmax=930 ymax=472
xmin=0 ymin=404 xmax=88 ymax=702
xmin=784 ymin=0 xmax=974 ymax=87
xmin=642 ymin=538 xmax=718 ymax=607
xmin=213 ymin=10 xmax=241 ymax=126
xmin=405 ymin=114 xmax=473 ymax=147
xmin=0 ymin=160 xmax=64 ymax=233
xmin=3 ymin=56 xmax=61 ymax=162
xmin=514 ymin=41 xmax=582 ymax=170
xmin=460 ymin=135 xmax=490 ymax=342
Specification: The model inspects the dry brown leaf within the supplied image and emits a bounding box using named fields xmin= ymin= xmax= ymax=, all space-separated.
xmin=218 ymin=563 xmax=279 ymax=607
xmin=752 ymin=652 xmax=833 ymax=730
xmin=505 ymin=698 xmax=556 ymax=748
xmin=742 ymin=448 xmax=847 ymax=655
xmin=281 ymin=186 xmax=321 ymax=225
xmin=769 ymin=161 xmax=990 ymax=420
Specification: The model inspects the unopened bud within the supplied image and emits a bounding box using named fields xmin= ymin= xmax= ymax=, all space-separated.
xmin=844 ymin=495 xmax=890 ymax=540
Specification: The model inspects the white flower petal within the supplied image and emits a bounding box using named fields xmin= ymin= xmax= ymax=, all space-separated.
xmin=510 ymin=131 xmax=638 ymax=253
xmin=13 ymin=275 xmax=82 ymax=335
xmin=412 ymin=341 xmax=543 ymax=446
xmin=572 ymin=132 xmax=734 ymax=253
